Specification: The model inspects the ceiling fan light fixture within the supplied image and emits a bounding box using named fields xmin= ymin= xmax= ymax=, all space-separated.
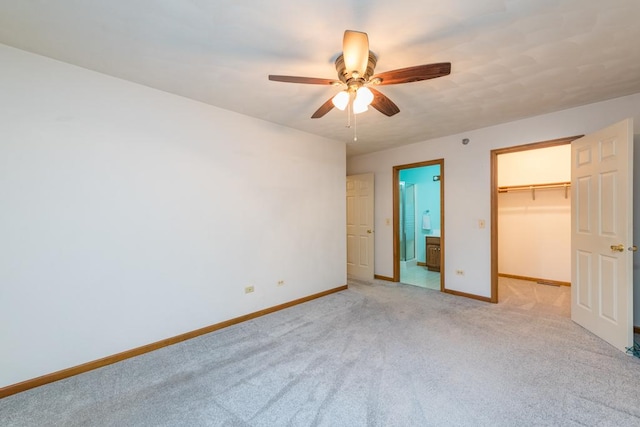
xmin=332 ymin=91 xmax=350 ymax=110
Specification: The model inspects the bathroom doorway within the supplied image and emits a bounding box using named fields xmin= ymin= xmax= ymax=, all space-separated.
xmin=393 ymin=159 xmax=444 ymax=291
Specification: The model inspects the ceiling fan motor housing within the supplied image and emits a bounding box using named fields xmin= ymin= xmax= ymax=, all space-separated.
xmin=335 ymin=53 xmax=378 ymax=89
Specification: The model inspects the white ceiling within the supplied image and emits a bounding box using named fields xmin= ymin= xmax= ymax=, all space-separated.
xmin=1 ymin=0 xmax=639 ymax=156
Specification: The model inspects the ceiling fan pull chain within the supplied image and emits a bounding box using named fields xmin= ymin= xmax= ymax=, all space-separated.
xmin=353 ymin=108 xmax=358 ymax=141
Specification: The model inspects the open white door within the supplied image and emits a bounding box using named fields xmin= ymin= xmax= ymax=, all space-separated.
xmin=346 ymin=173 xmax=374 ymax=280
xmin=571 ymin=118 xmax=634 ymax=351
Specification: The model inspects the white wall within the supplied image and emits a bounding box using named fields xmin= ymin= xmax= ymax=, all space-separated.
xmin=347 ymin=92 xmax=640 ymax=309
xmin=0 ymin=44 xmax=346 ymax=388
xmin=498 ymin=193 xmax=571 ymax=282
xmin=498 ymin=146 xmax=571 ymax=282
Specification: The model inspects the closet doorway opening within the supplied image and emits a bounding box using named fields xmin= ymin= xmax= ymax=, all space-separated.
xmin=393 ymin=159 xmax=444 ymax=291
xmin=490 ymin=136 xmax=581 ymax=306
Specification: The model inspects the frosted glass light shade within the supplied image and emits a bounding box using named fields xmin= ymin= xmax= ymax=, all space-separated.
xmin=332 ymin=91 xmax=350 ymax=110
xmin=343 ymin=31 xmax=369 ymax=76
xmin=356 ymin=87 xmax=374 ymax=105
xmin=353 ymin=102 xmax=368 ymax=114
xmin=353 ymin=87 xmax=374 ymax=114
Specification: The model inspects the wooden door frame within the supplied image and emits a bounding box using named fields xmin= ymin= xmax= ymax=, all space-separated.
xmin=490 ymin=136 xmax=582 ymax=303
xmin=393 ymin=159 xmax=445 ymax=290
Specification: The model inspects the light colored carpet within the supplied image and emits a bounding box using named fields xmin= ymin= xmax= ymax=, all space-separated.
xmin=2 ymin=278 xmax=640 ymax=426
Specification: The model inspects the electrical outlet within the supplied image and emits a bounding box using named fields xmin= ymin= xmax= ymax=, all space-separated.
xmin=244 ymin=286 xmax=255 ymax=294
xmin=277 ymin=280 xmax=285 ymax=286
xmin=456 ymin=270 xmax=465 ymax=276
xmin=385 ymin=218 xmax=391 ymax=226
xmin=478 ymin=219 xmax=486 ymax=229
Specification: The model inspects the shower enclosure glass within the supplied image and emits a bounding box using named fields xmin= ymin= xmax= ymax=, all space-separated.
xmin=399 ymin=182 xmax=416 ymax=261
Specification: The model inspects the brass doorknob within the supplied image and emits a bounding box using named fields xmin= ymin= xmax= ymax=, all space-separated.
xmin=629 ymin=245 xmax=638 ymax=252
xmin=611 ymin=244 xmax=625 ymax=252
xmin=367 ymin=229 xmax=372 ymax=234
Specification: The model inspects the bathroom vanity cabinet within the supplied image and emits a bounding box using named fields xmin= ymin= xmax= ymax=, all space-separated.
xmin=426 ymin=236 xmax=441 ymax=272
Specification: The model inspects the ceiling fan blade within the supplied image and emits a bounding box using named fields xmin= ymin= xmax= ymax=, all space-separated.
xmin=373 ymin=62 xmax=451 ymax=85
xmin=269 ymin=75 xmax=338 ymax=85
xmin=343 ymin=30 xmax=369 ymax=76
xmin=369 ymin=88 xmax=400 ymax=117
xmin=311 ymin=97 xmax=335 ymax=119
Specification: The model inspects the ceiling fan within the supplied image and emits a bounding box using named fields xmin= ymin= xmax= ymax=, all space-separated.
xmin=268 ymin=30 xmax=451 ymax=119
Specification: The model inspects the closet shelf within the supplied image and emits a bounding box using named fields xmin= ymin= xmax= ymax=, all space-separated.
xmin=498 ymin=181 xmax=570 ymax=200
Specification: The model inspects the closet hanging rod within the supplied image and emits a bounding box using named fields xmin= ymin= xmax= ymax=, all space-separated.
xmin=497 ymin=181 xmax=571 ymax=193
xmin=498 ymin=181 xmax=570 ymax=200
